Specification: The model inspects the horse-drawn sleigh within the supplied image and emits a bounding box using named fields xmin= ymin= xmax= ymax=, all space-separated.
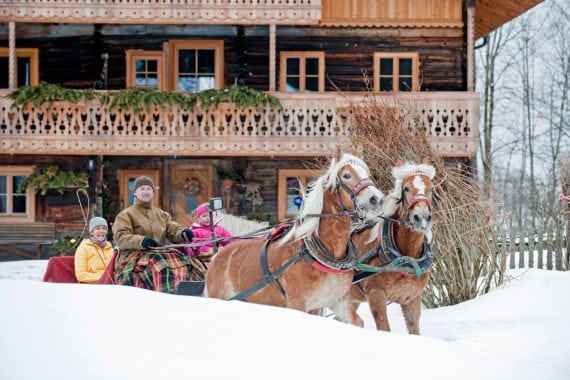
xmin=43 ymin=154 xmax=437 ymax=334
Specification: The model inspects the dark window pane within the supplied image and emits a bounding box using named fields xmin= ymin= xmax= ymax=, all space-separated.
xmin=305 ymin=58 xmax=319 ymax=75
xmin=399 ymin=78 xmax=412 ymax=91
xmin=305 ymin=77 xmax=319 ymax=92
xmin=0 ymin=195 xmax=6 ymax=214
xmin=147 ymin=60 xmax=157 ymax=72
xmin=0 ymin=57 xmax=7 ymax=87
xmin=286 ymin=77 xmax=300 ymax=92
xmin=179 ymin=50 xmax=196 ymax=73
xmin=380 ymin=78 xmax=393 ymax=91
xmin=0 ymin=176 xmax=6 ymax=193
xmin=13 ymin=175 xmax=25 ymax=190
xmin=380 ymin=58 xmax=393 ymax=75
xmin=12 ymin=194 xmax=26 ymax=213
xmin=286 ymin=177 xmax=301 ymax=214
xmin=135 ymin=59 xmax=145 ymax=72
xmin=17 ymin=57 xmax=31 ymax=86
xmin=286 ymin=58 xmax=300 ymax=75
xmin=128 ymin=178 xmax=136 ymax=206
xmin=197 ymin=50 xmax=215 ymax=74
xmin=399 ymin=58 xmax=412 ymax=75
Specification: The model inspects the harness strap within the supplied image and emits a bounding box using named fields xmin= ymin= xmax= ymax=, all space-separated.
xmin=229 ymin=251 xmax=303 ymax=301
xmin=352 ymin=220 xmax=434 ymax=282
xmin=261 ymin=237 xmax=287 ymax=298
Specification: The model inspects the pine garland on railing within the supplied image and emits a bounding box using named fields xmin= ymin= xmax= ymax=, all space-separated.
xmin=6 ymin=82 xmax=282 ymax=114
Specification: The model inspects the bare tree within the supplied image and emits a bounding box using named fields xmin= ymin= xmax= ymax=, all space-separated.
xmin=477 ymin=0 xmax=570 ymax=231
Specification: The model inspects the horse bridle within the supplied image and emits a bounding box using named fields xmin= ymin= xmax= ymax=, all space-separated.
xmin=302 ymin=176 xmax=377 ymax=221
xmin=300 ymin=175 xmax=378 ymax=272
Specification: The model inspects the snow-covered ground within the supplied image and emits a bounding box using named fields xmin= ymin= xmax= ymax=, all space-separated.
xmin=0 ymin=260 xmax=568 ymax=380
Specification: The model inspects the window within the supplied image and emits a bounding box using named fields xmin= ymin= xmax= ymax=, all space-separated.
xmin=169 ymin=40 xmax=224 ymax=92
xmin=117 ymin=170 xmax=160 ymax=209
xmin=373 ymin=53 xmax=419 ymax=92
xmin=277 ymin=169 xmax=320 ymax=221
xmin=0 ymin=48 xmax=39 ymax=88
xmin=280 ymin=52 xmax=325 ymax=92
xmin=125 ymin=50 xmax=166 ymax=89
xmin=0 ymin=166 xmax=35 ymax=222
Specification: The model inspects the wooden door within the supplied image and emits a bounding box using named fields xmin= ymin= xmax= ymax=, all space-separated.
xmin=117 ymin=169 xmax=160 ymax=209
xmin=168 ymin=164 xmax=215 ymax=227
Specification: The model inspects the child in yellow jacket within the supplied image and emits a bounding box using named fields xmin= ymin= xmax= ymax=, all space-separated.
xmin=74 ymin=217 xmax=115 ymax=283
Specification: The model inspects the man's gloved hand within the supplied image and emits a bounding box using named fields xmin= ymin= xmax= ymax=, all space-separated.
xmin=181 ymin=229 xmax=194 ymax=242
xmin=142 ymin=237 xmax=159 ymax=249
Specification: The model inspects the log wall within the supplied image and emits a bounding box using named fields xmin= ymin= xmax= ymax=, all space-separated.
xmin=1 ymin=24 xmax=466 ymax=91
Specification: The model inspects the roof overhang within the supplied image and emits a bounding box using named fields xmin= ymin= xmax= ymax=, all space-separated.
xmin=475 ymin=0 xmax=543 ymax=39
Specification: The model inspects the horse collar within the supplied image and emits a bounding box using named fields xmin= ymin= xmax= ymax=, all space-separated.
xmin=302 ymin=233 xmax=357 ymax=272
xmin=378 ymin=220 xmax=434 ymax=277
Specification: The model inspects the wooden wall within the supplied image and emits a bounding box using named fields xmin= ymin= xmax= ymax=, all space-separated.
xmin=0 ymin=154 xmax=321 ymax=235
xmin=1 ymin=23 xmax=466 ymax=91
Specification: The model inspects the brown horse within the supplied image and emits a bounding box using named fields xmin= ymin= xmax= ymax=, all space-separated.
xmin=344 ymin=157 xmax=436 ymax=334
xmin=204 ymin=153 xmax=385 ymax=326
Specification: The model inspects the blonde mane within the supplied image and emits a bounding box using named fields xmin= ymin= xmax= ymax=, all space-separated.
xmin=382 ymin=162 xmax=436 ymax=218
xmin=280 ymin=154 xmax=369 ymax=244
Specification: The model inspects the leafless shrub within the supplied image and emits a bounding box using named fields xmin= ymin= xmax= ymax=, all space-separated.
xmin=341 ymin=94 xmax=505 ymax=308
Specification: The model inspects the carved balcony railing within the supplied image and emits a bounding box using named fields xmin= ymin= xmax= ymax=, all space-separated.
xmin=0 ymin=0 xmax=322 ymax=25
xmin=0 ymin=91 xmax=479 ymax=158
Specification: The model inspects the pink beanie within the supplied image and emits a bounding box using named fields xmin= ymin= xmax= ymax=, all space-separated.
xmin=196 ymin=204 xmax=208 ymax=217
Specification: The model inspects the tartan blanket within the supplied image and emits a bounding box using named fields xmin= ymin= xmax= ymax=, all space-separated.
xmin=115 ymin=248 xmax=206 ymax=293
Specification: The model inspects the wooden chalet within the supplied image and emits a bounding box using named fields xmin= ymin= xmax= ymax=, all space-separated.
xmin=0 ymin=0 xmax=542 ymax=259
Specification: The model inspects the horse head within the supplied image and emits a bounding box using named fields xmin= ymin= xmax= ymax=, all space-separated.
xmin=328 ymin=153 xmax=385 ymax=220
xmin=285 ymin=153 xmax=385 ymax=243
xmin=383 ymin=157 xmax=435 ymax=240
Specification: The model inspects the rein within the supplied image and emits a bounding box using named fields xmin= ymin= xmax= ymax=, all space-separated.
xmin=228 ymin=175 xmax=375 ymax=301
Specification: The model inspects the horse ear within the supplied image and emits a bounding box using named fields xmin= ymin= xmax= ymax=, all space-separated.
xmin=422 ymin=156 xmax=431 ymax=165
xmin=396 ymin=159 xmax=404 ymax=166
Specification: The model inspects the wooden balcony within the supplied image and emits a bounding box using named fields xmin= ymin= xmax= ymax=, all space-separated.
xmin=0 ymin=91 xmax=479 ymax=158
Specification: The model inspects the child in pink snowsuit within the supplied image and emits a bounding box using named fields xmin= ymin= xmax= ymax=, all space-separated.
xmin=184 ymin=203 xmax=234 ymax=257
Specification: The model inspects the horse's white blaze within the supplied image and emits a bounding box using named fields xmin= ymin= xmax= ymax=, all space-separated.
xmin=353 ymin=165 xmax=370 ymax=180
xmin=412 ymin=175 xmax=426 ymax=196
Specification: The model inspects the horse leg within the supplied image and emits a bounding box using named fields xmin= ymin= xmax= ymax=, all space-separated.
xmin=367 ymin=289 xmax=390 ymax=331
xmin=401 ymin=296 xmax=422 ymax=335
xmin=329 ymin=300 xmax=364 ymax=327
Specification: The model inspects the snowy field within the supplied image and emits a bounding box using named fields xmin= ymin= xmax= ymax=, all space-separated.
xmin=0 ymin=259 xmax=569 ymax=380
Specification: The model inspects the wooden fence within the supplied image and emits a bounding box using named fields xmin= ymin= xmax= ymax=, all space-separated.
xmin=494 ymin=226 xmax=569 ymax=271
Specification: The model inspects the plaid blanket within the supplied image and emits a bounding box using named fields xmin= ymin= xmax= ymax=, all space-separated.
xmin=115 ymin=248 xmax=206 ymax=293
